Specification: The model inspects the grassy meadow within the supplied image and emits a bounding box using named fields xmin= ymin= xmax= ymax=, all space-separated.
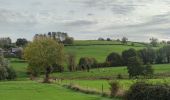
xmin=1 ymin=40 xmax=170 ymax=100
xmin=0 ymin=81 xmax=113 ymax=100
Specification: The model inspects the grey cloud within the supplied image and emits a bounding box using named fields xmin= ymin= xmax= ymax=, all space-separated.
xmin=65 ymin=20 xmax=98 ymax=26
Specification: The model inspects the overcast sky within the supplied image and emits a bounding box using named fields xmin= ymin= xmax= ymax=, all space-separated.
xmin=0 ymin=0 xmax=170 ymax=42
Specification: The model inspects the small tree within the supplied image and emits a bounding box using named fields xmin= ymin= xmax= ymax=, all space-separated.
xmin=122 ymin=48 xmax=138 ymax=65
xmin=150 ymin=37 xmax=158 ymax=47
xmin=67 ymin=53 xmax=76 ymax=72
xmin=78 ymin=57 xmax=96 ymax=72
xmin=16 ymin=38 xmax=28 ymax=47
xmin=143 ymin=64 xmax=154 ymax=77
xmin=24 ymin=37 xmax=64 ymax=83
xmin=121 ymin=37 xmax=128 ymax=45
xmin=106 ymin=52 xmax=122 ymax=66
xmin=138 ymin=47 xmax=156 ymax=64
xmin=0 ymin=51 xmax=16 ymax=80
xmin=127 ymin=56 xmax=144 ymax=78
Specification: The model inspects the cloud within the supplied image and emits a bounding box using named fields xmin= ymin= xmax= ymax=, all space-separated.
xmin=65 ymin=20 xmax=98 ymax=26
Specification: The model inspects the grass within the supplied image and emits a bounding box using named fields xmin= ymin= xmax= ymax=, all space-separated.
xmin=52 ymin=64 xmax=170 ymax=79
xmin=65 ymin=40 xmax=151 ymax=62
xmin=9 ymin=58 xmax=28 ymax=79
xmin=0 ymin=81 xmax=114 ymax=100
xmin=65 ymin=45 xmax=143 ymax=62
xmin=61 ymin=78 xmax=170 ymax=93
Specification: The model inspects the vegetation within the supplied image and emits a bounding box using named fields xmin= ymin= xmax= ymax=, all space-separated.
xmin=24 ymin=37 xmax=64 ymax=82
xmin=125 ymin=81 xmax=170 ymax=100
xmin=0 ymin=51 xmax=16 ymax=80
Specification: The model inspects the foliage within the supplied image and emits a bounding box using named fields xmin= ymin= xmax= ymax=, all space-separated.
xmin=78 ymin=57 xmax=97 ymax=72
xmin=0 ymin=37 xmax=12 ymax=48
xmin=127 ymin=56 xmax=144 ymax=78
xmin=63 ymin=37 xmax=74 ymax=44
xmin=125 ymin=82 xmax=170 ymax=100
xmin=122 ymin=48 xmax=138 ymax=65
xmin=143 ymin=64 xmax=154 ymax=77
xmin=121 ymin=37 xmax=128 ymax=45
xmin=138 ymin=47 xmax=156 ymax=64
xmin=16 ymin=38 xmax=28 ymax=47
xmin=24 ymin=37 xmax=64 ymax=82
xmin=67 ymin=53 xmax=77 ymax=71
xmin=106 ymin=52 xmax=122 ymax=66
xmin=0 ymin=53 xmax=16 ymax=80
xmin=150 ymin=37 xmax=159 ymax=47
xmin=109 ymin=81 xmax=120 ymax=97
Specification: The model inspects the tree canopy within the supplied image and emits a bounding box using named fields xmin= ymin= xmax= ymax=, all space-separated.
xmin=24 ymin=37 xmax=64 ymax=82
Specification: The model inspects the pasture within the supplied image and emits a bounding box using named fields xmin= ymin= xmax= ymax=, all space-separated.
xmin=0 ymin=81 xmax=113 ymax=100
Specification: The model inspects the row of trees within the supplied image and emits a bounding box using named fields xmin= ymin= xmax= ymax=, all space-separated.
xmin=34 ymin=32 xmax=74 ymax=44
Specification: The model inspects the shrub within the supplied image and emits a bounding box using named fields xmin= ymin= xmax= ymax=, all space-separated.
xmin=106 ymin=52 xmax=122 ymax=67
xmin=117 ymin=74 xmax=123 ymax=79
xmin=125 ymin=82 xmax=170 ymax=100
xmin=0 ymin=67 xmax=8 ymax=80
xmin=52 ymin=64 xmax=64 ymax=73
xmin=6 ymin=67 xmax=17 ymax=80
xmin=109 ymin=81 xmax=120 ymax=97
xmin=127 ymin=56 xmax=144 ymax=78
xmin=143 ymin=64 xmax=154 ymax=77
xmin=122 ymin=48 xmax=138 ymax=65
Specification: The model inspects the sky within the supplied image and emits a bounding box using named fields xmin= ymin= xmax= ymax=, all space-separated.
xmin=0 ymin=0 xmax=170 ymax=42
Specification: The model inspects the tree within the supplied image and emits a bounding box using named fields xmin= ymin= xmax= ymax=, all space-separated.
xmin=121 ymin=37 xmax=128 ymax=45
xmin=0 ymin=37 xmax=12 ymax=48
xmin=63 ymin=37 xmax=74 ymax=44
xmin=127 ymin=56 xmax=144 ymax=78
xmin=24 ymin=37 xmax=64 ymax=83
xmin=0 ymin=50 xmax=16 ymax=80
xmin=106 ymin=52 xmax=122 ymax=66
xmin=156 ymin=48 xmax=166 ymax=64
xmin=143 ymin=64 xmax=154 ymax=77
xmin=122 ymin=48 xmax=138 ymax=65
xmin=138 ymin=47 xmax=156 ymax=64
xmin=16 ymin=38 xmax=28 ymax=47
xmin=98 ymin=37 xmax=104 ymax=41
xmin=162 ymin=45 xmax=170 ymax=63
xmin=67 ymin=53 xmax=76 ymax=72
xmin=78 ymin=57 xmax=96 ymax=72
xmin=150 ymin=37 xmax=158 ymax=47
xmin=106 ymin=38 xmax=111 ymax=41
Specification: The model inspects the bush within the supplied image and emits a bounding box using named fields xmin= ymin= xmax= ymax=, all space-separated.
xmin=127 ymin=56 xmax=144 ymax=78
xmin=109 ymin=81 xmax=120 ymax=97
xmin=52 ymin=64 xmax=64 ymax=73
xmin=143 ymin=64 xmax=154 ymax=77
xmin=122 ymin=48 xmax=138 ymax=65
xmin=0 ymin=54 xmax=17 ymax=80
xmin=117 ymin=74 xmax=123 ymax=79
xmin=6 ymin=67 xmax=17 ymax=80
xmin=106 ymin=52 xmax=122 ymax=67
xmin=125 ymin=82 xmax=170 ymax=100
xmin=0 ymin=67 xmax=8 ymax=80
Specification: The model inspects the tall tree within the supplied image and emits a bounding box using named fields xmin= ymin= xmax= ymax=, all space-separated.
xmin=24 ymin=37 xmax=64 ymax=83
xmin=122 ymin=48 xmax=138 ymax=65
xmin=121 ymin=37 xmax=128 ymax=45
xmin=16 ymin=38 xmax=28 ymax=47
xmin=150 ymin=37 xmax=159 ymax=47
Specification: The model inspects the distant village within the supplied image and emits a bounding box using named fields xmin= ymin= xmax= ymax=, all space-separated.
xmin=0 ymin=37 xmax=26 ymax=59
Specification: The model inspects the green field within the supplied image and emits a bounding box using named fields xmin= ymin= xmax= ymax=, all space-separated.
xmin=0 ymin=81 xmax=112 ymax=100
xmin=65 ymin=40 xmax=150 ymax=62
xmin=52 ymin=64 xmax=170 ymax=79
xmin=1 ymin=40 xmax=169 ymax=100
xmin=61 ymin=78 xmax=170 ymax=93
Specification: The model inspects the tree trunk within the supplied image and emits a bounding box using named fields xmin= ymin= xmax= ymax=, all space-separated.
xmin=43 ymin=67 xmax=51 ymax=83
